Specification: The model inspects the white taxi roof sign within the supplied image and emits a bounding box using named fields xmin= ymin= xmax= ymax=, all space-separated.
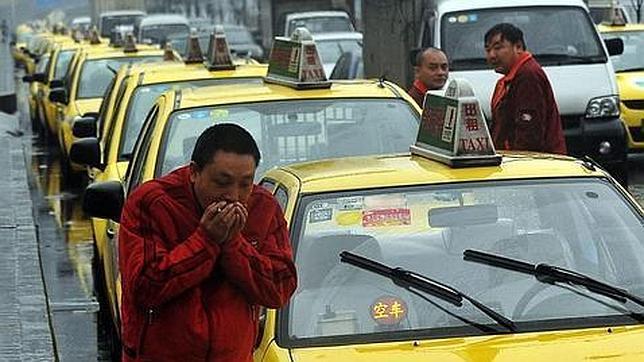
xmin=265 ymin=27 xmax=330 ymax=90
xmin=205 ymin=25 xmax=235 ymax=70
xmin=410 ymin=78 xmax=501 ymax=168
xmin=184 ymin=31 xmax=205 ymax=64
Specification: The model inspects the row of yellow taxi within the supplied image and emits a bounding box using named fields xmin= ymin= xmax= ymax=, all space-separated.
xmin=16 ymin=23 xmax=644 ymax=362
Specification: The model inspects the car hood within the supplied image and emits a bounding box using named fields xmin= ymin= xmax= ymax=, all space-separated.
xmin=452 ymin=63 xmax=616 ymax=118
xmin=289 ymin=325 xmax=644 ymax=362
xmin=615 ymin=71 xmax=644 ymax=101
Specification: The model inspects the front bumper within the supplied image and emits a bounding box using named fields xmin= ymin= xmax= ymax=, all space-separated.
xmin=562 ymin=114 xmax=627 ymax=167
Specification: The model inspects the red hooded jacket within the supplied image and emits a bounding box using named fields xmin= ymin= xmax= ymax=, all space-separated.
xmin=118 ymin=166 xmax=297 ymax=361
xmin=490 ymin=54 xmax=567 ymax=155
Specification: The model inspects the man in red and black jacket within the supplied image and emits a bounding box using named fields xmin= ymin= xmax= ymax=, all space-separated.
xmin=118 ymin=124 xmax=297 ymax=361
xmin=408 ymin=47 xmax=449 ymax=108
xmin=485 ymin=23 xmax=567 ymax=155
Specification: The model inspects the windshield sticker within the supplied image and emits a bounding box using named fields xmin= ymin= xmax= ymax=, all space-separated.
xmin=192 ymin=110 xmax=210 ymax=119
xmin=177 ymin=113 xmax=191 ymax=120
xmin=364 ymin=194 xmax=407 ymax=209
xmin=447 ymin=17 xmax=457 ymax=24
xmin=362 ymin=208 xmax=411 ymax=228
xmin=335 ymin=210 xmax=362 ymax=226
xmin=457 ymin=15 xmax=469 ymax=23
xmin=210 ymin=109 xmax=229 ymax=121
xmin=309 ymin=207 xmax=333 ymax=223
xmin=337 ymin=196 xmax=364 ymax=211
xmin=370 ymin=296 xmax=407 ymax=326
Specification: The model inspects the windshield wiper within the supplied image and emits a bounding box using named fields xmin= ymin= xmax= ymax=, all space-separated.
xmin=617 ymin=67 xmax=644 ymax=73
xmin=463 ymin=249 xmax=644 ymax=309
xmin=340 ymin=251 xmax=517 ymax=332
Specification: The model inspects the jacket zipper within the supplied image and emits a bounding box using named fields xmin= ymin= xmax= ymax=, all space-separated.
xmin=136 ymin=308 xmax=155 ymax=358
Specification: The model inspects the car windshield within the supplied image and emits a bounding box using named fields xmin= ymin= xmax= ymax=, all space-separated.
xmin=158 ymin=98 xmax=419 ymax=177
xmin=442 ymin=6 xmax=605 ymax=71
xmin=286 ymin=179 xmax=644 ymax=345
xmin=119 ymin=77 xmax=263 ymax=159
xmin=288 ymin=17 xmax=353 ymax=35
xmin=316 ymin=39 xmax=362 ymax=66
xmin=601 ymin=30 xmax=644 ymax=72
xmin=141 ymin=24 xmax=190 ymax=44
xmin=101 ymin=15 xmax=143 ymax=37
xmin=225 ymin=27 xmax=253 ymax=44
xmin=54 ymin=50 xmax=75 ymax=79
xmin=77 ymin=56 xmax=162 ymax=99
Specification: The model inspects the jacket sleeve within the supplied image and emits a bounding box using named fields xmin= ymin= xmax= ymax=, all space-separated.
xmin=511 ymin=73 xmax=547 ymax=152
xmin=119 ymin=189 xmax=221 ymax=309
xmin=219 ymin=200 xmax=297 ymax=308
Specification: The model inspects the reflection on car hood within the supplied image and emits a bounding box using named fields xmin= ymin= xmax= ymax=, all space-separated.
xmin=291 ymin=325 xmax=644 ymax=361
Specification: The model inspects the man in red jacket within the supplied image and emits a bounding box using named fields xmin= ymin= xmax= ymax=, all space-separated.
xmin=408 ymin=47 xmax=449 ymax=107
xmin=118 ymin=123 xmax=297 ymax=361
xmin=485 ymin=23 xmax=567 ymax=155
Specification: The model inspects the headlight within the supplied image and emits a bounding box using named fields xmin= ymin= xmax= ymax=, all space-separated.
xmin=585 ymin=95 xmax=620 ymax=119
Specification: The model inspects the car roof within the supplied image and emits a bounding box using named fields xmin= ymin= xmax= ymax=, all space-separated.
xmin=270 ymin=152 xmax=605 ymax=194
xmin=100 ymin=10 xmax=146 ymax=18
xmin=312 ymin=32 xmax=363 ymax=41
xmin=129 ymin=63 xmax=268 ymax=85
xmin=176 ymin=80 xmax=412 ymax=109
xmin=84 ymin=47 xmax=164 ymax=60
xmin=139 ymin=14 xmax=190 ymax=27
xmin=598 ymin=23 xmax=644 ymax=32
xmin=286 ymin=11 xmax=351 ymax=20
xmin=435 ymin=0 xmax=588 ymax=13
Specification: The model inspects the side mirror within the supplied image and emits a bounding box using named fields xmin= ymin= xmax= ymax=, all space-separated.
xmin=49 ymin=88 xmax=68 ymax=104
xmin=49 ymin=79 xmax=63 ymax=88
xmin=72 ymin=116 xmax=98 ymax=138
xmin=83 ymin=181 xmax=124 ymax=222
xmin=22 ymin=75 xmax=33 ymax=83
xmin=32 ymin=72 xmax=46 ymax=83
xmin=70 ymin=137 xmax=101 ymax=168
xmin=605 ymin=38 xmax=624 ymax=56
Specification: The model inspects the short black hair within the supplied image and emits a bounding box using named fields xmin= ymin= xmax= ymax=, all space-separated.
xmin=191 ymin=123 xmax=261 ymax=169
xmin=410 ymin=47 xmax=445 ymax=67
xmin=484 ymin=23 xmax=526 ymax=50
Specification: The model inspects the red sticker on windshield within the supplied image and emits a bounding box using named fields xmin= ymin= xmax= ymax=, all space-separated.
xmin=362 ymin=208 xmax=411 ymax=227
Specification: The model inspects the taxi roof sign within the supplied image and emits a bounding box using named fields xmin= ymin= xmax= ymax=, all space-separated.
xmin=410 ymin=78 xmax=501 ymax=168
xmin=88 ymin=26 xmax=101 ymax=45
xmin=265 ymin=27 xmax=330 ymax=89
xmin=123 ymin=33 xmax=138 ymax=53
xmin=109 ymin=29 xmax=124 ymax=48
xmin=205 ymin=25 xmax=235 ymax=71
xmin=163 ymin=42 xmax=179 ymax=61
xmin=184 ymin=31 xmax=205 ymax=64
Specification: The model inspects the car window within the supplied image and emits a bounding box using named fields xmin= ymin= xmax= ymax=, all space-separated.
xmin=141 ymin=24 xmax=190 ymax=44
xmin=104 ymin=77 xmax=130 ymax=161
xmin=118 ymin=77 xmax=263 ymax=160
xmin=53 ymin=50 xmax=75 ymax=80
xmin=286 ymin=179 xmax=644 ymax=345
xmin=126 ymin=105 xmax=159 ymax=194
xmin=275 ymin=185 xmax=289 ymax=212
xmin=156 ymin=98 xmax=420 ymax=178
xmin=442 ymin=6 xmax=605 ymax=71
xmin=288 ymin=17 xmax=353 ymax=35
xmin=316 ymin=39 xmax=362 ymax=68
xmin=602 ymin=30 xmax=644 ymax=72
xmin=77 ymin=56 xmax=162 ymax=99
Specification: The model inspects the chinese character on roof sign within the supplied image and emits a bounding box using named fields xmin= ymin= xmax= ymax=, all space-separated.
xmin=411 ymin=78 xmax=501 ymax=167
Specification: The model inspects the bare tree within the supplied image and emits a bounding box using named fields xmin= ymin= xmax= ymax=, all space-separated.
xmin=631 ymin=0 xmax=643 ymax=23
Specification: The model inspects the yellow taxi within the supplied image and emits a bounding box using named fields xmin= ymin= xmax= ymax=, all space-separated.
xmin=85 ymin=75 xmax=644 ymax=360
xmin=599 ymin=23 xmax=644 ymax=151
xmin=80 ymin=29 xmax=420 ymax=353
xmin=69 ymin=32 xmax=267 ymax=343
xmin=12 ymin=24 xmax=35 ymax=68
xmin=24 ymin=52 xmax=50 ymax=131
xmin=52 ymin=34 xmax=167 ymax=177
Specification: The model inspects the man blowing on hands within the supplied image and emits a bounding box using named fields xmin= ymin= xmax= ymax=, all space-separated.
xmin=118 ymin=123 xmax=297 ymax=361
